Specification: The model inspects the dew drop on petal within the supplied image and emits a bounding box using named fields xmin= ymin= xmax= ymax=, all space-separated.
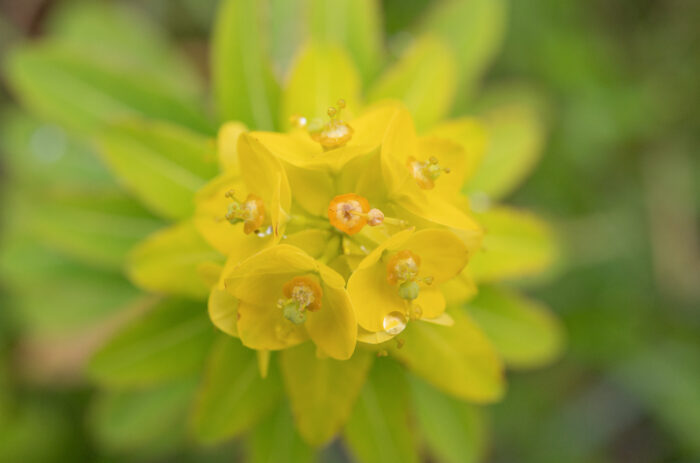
xmin=383 ymin=311 xmax=407 ymax=336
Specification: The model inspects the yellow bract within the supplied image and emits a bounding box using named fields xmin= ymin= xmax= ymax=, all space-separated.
xmin=222 ymin=245 xmax=357 ymax=360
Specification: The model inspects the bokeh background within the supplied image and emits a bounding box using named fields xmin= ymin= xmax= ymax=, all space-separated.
xmin=1 ymin=0 xmax=698 ymax=462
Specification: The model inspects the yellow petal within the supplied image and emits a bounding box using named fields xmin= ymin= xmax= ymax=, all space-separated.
xmin=441 ymin=269 xmax=478 ymax=307
xmin=306 ymin=283 xmax=357 ymax=360
xmin=428 ymin=117 xmax=488 ymax=185
xmin=237 ymin=299 xmax=308 ymax=350
xmin=415 ymin=287 xmax=446 ymax=319
xmin=404 ymin=229 xmax=469 ymax=285
xmin=281 ymin=229 xmax=334 ymax=259
xmin=217 ymin=121 xmax=247 ymax=173
xmin=390 ymin=310 xmax=504 ymax=403
xmin=208 ymin=288 xmax=239 ymax=337
xmin=381 ymin=106 xmax=416 ymax=193
xmin=237 ymin=133 xmax=292 ymax=237
xmin=194 ymin=173 xmax=275 ymax=256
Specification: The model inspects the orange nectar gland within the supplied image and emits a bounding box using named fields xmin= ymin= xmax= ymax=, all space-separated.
xmin=407 ymin=156 xmax=451 ymax=190
xmin=386 ymin=250 xmax=434 ymax=320
xmin=327 ymin=194 xmax=406 ymax=235
xmin=291 ymin=99 xmax=354 ymax=149
xmin=277 ymin=276 xmax=323 ymax=325
xmin=224 ymin=190 xmax=266 ymax=234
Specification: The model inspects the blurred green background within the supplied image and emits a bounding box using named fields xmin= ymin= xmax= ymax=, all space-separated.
xmin=1 ymin=0 xmax=698 ymax=462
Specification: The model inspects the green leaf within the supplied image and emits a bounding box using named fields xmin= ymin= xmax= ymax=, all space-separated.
xmin=249 ymin=404 xmax=313 ymax=463
xmin=469 ymin=206 xmax=559 ymax=283
xmin=19 ymin=190 xmax=163 ymax=271
xmin=212 ymin=0 xmax=280 ymax=129
xmin=88 ymin=299 xmax=214 ymax=388
xmin=367 ymin=36 xmax=456 ymax=131
xmin=46 ymin=0 xmax=203 ymax=100
xmin=465 ymin=86 xmax=547 ymax=198
xmin=4 ymin=42 xmax=213 ymax=135
xmin=467 ymin=286 xmax=564 ymax=369
xmin=89 ymin=378 xmax=197 ymax=455
xmin=612 ymin=342 xmax=700 ymax=455
xmin=281 ymin=42 xmax=361 ymax=128
xmin=410 ymin=376 xmax=487 ymax=463
xmin=307 ymin=0 xmax=383 ymax=85
xmin=0 ymin=238 xmax=141 ymax=336
xmin=128 ymin=221 xmax=221 ymax=300
xmin=0 ymin=109 xmax=118 ymax=190
xmin=422 ymin=0 xmax=507 ymax=105
xmin=390 ymin=310 xmax=504 ymax=403
xmin=98 ymin=118 xmax=218 ymax=220
xmin=344 ymin=359 xmax=418 ymax=463
xmin=280 ymin=343 xmax=373 ymax=446
xmin=192 ymin=336 xmax=282 ymax=444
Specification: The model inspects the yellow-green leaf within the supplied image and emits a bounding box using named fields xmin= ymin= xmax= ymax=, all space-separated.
xmin=89 ymin=378 xmax=197 ymax=455
xmin=410 ymin=376 xmax=488 ymax=463
xmin=367 ymin=36 xmax=456 ymax=131
xmin=98 ymin=118 xmax=218 ymax=220
xmin=281 ymin=42 xmax=361 ymax=128
xmin=19 ymin=190 xmax=163 ymax=271
xmin=469 ymin=207 xmax=559 ymax=283
xmin=465 ymin=87 xmax=547 ymax=199
xmin=4 ymin=43 xmax=213 ymax=136
xmin=390 ymin=310 xmax=504 ymax=403
xmin=422 ymin=0 xmax=507 ymax=104
xmin=88 ymin=299 xmax=214 ymax=388
xmin=344 ymin=359 xmax=418 ymax=463
xmin=280 ymin=343 xmax=373 ymax=446
xmin=212 ymin=0 xmax=280 ymax=129
xmin=249 ymin=405 xmax=313 ymax=463
xmin=193 ymin=336 xmax=282 ymax=444
xmin=467 ymin=286 xmax=564 ymax=369
xmin=128 ymin=221 xmax=222 ymax=300
xmin=307 ymin=0 xmax=383 ymax=85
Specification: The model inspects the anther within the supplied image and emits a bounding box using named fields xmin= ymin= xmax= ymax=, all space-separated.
xmin=306 ymin=99 xmax=354 ymax=149
xmin=224 ymin=192 xmax=266 ymax=234
xmin=277 ymin=276 xmax=323 ymax=325
xmin=407 ymin=156 xmax=451 ymax=190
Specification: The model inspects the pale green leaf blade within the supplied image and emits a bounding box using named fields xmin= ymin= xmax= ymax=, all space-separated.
xmin=249 ymin=404 xmax=313 ymax=463
xmin=18 ymin=191 xmax=163 ymax=271
xmin=465 ymin=86 xmax=547 ymax=198
xmin=422 ymin=0 xmax=507 ymax=104
xmin=192 ymin=336 xmax=282 ymax=444
xmin=612 ymin=342 xmax=700 ymax=455
xmin=98 ymin=118 xmax=218 ymax=220
xmin=469 ymin=207 xmax=559 ymax=283
xmin=281 ymin=42 xmax=361 ymax=128
xmin=47 ymin=0 xmax=203 ymax=100
xmin=344 ymin=360 xmax=419 ymax=463
xmin=307 ymin=0 xmax=384 ymax=85
xmin=280 ymin=343 xmax=373 ymax=446
xmin=367 ymin=36 xmax=456 ymax=131
xmin=467 ymin=286 xmax=564 ymax=369
xmin=212 ymin=0 xmax=280 ymax=129
xmin=89 ymin=378 xmax=197 ymax=456
xmin=0 ymin=238 xmax=141 ymax=336
xmin=390 ymin=310 xmax=504 ymax=403
xmin=410 ymin=376 xmax=488 ymax=463
xmin=4 ymin=43 xmax=213 ymax=135
xmin=128 ymin=221 xmax=221 ymax=300
xmin=88 ymin=299 xmax=214 ymax=388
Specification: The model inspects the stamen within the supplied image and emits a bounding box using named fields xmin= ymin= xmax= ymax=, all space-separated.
xmin=406 ymin=156 xmax=451 ymax=189
xmin=224 ymin=191 xmax=266 ymax=234
xmin=276 ymin=276 xmax=323 ymax=325
xmin=386 ymin=250 xmax=433 ymax=308
xmin=328 ymin=195 xmax=408 ymax=234
xmin=306 ymin=99 xmax=354 ymax=149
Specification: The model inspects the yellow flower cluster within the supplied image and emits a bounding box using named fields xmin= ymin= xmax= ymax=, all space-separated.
xmin=200 ymin=100 xmax=484 ymax=360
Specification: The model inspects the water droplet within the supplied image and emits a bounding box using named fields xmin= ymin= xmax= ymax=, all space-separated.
xmin=383 ymin=311 xmax=407 ymax=336
xmin=30 ymin=124 xmax=66 ymax=163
